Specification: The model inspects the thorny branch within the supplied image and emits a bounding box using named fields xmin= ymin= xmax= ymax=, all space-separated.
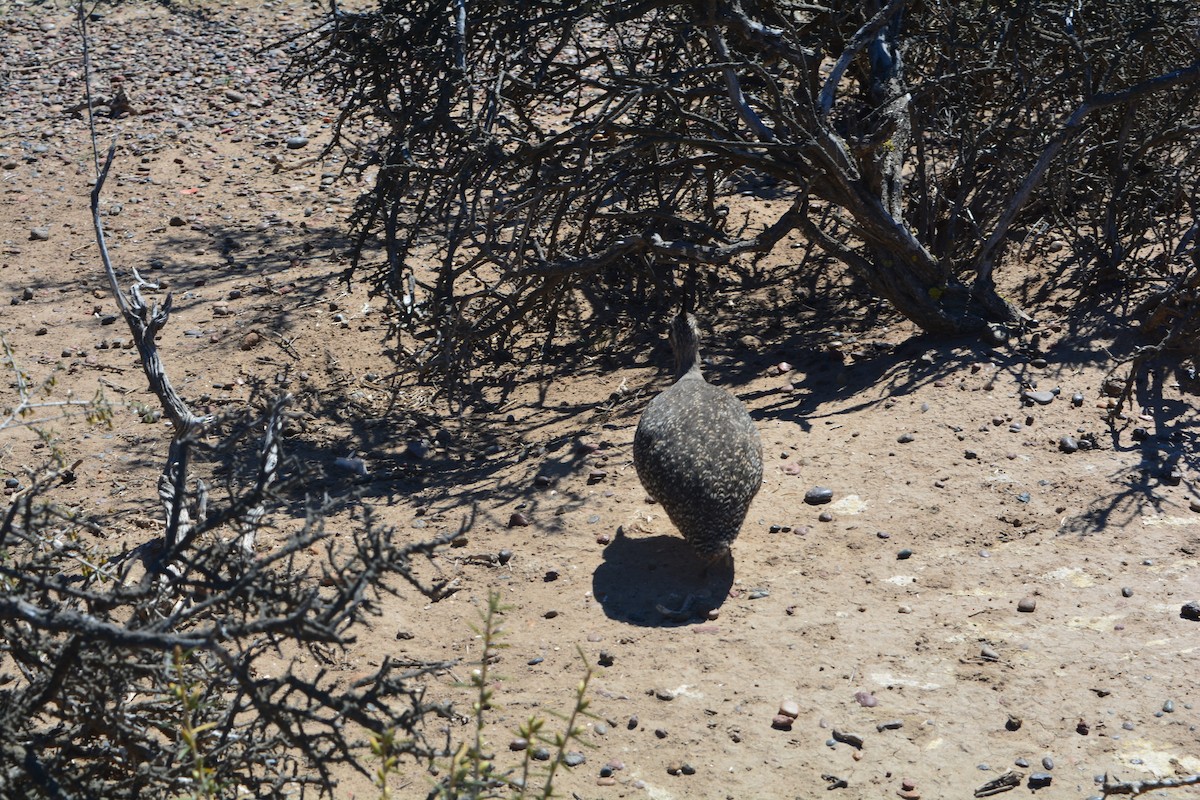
xmin=0 ymin=7 xmax=462 ymax=798
xmin=285 ymin=0 xmax=1199 ymax=393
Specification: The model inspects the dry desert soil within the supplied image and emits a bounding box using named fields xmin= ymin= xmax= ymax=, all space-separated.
xmin=2 ymin=2 xmax=1199 ymax=799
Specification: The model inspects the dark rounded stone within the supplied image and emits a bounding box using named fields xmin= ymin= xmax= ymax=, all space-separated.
xmin=1023 ymin=390 xmax=1055 ymax=405
xmin=805 ymin=486 xmax=834 ymax=505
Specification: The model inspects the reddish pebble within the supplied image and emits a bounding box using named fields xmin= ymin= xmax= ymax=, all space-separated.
xmin=855 ymin=691 xmax=878 ymax=707
xmin=771 ymin=714 xmax=794 ymax=730
xmin=901 ymin=779 xmax=916 ymax=791
xmin=596 ymin=532 xmax=611 ymax=545
xmin=508 ymin=512 xmax=531 ymax=527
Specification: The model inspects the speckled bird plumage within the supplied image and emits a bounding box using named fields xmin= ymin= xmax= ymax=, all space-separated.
xmin=633 ymin=313 xmax=763 ymax=560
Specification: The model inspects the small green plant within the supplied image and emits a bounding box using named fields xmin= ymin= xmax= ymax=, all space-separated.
xmin=169 ymin=647 xmax=221 ymax=800
xmin=419 ymin=592 xmax=594 ymax=800
xmin=0 ymin=335 xmax=113 ymax=432
xmin=370 ymin=727 xmax=403 ymax=800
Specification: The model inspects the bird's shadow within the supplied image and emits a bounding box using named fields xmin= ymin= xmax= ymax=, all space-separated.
xmin=591 ymin=529 xmax=734 ymax=627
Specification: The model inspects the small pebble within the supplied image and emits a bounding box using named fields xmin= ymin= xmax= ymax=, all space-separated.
xmin=1017 ymin=596 xmax=1037 ymax=613
xmin=1042 ymin=756 xmax=1054 ymax=770
xmin=980 ymin=645 xmax=999 ymax=661
xmin=680 ymin=763 xmax=696 ymax=775
xmin=1023 ymin=390 xmax=1055 ymax=405
xmin=1029 ymin=772 xmax=1052 ymax=788
xmin=804 ymin=486 xmax=834 ymax=505
xmin=1121 ymin=586 xmax=1133 ymax=598
xmin=1071 ymin=392 xmax=1084 ymax=407
xmin=854 ymin=691 xmax=878 ymax=707
xmin=818 ymin=511 xmax=833 ymax=522
xmin=1014 ymin=757 xmax=1029 ymax=768
xmin=1180 ymin=601 xmax=1200 ymax=621
xmin=598 ymin=650 xmax=614 ymax=667
xmin=654 ymin=688 xmax=675 ymax=701
xmin=29 ymin=227 xmax=50 ymax=240
xmin=532 ymin=747 xmax=550 ymax=761
xmin=1059 ymin=435 xmax=1079 ymax=453
xmin=627 ymin=715 xmax=639 ymax=730
xmin=654 ymin=728 xmax=668 ymax=739
xmin=508 ymin=512 xmax=531 ymax=527
xmin=778 ymin=700 xmax=800 ymax=718
xmin=285 ymin=136 xmax=310 ymax=149
xmin=562 ymin=752 xmax=585 ymax=767
xmin=771 ymin=714 xmax=794 ymax=731
xmin=593 ymin=723 xmax=608 ymax=736
xmin=897 ymin=548 xmax=913 ymax=560
xmin=498 ymin=548 xmax=513 ymax=564
xmin=509 ymin=738 xmax=528 ymax=751
xmin=1163 ymin=700 xmax=1175 ymax=713
xmin=897 ymin=432 xmax=915 ymax=443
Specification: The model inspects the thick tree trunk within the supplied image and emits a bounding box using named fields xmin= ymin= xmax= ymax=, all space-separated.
xmin=804 ymin=1 xmax=1020 ymax=335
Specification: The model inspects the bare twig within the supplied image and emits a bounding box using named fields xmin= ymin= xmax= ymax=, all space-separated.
xmin=1103 ymin=772 xmax=1200 ymax=796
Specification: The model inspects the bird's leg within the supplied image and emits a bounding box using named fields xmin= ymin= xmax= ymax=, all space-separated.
xmin=701 ymin=548 xmax=733 ymax=581
xmin=655 ymin=594 xmax=697 ymax=621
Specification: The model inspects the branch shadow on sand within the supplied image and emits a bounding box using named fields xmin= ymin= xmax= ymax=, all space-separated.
xmin=591 ymin=529 xmax=734 ymax=627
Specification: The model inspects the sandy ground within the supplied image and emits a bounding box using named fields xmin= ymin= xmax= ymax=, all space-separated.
xmin=2 ymin=2 xmax=1199 ymax=799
